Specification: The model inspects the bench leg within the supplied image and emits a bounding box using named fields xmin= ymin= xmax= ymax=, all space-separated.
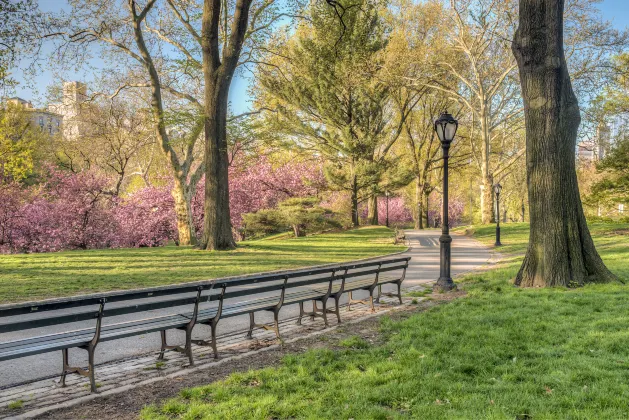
xmin=397 ymin=281 xmax=403 ymax=304
xmin=334 ymin=295 xmax=342 ymax=324
xmin=60 ymin=349 xmax=69 ymax=387
xmin=158 ymin=330 xmax=167 ymax=360
xmin=246 ymin=313 xmax=255 ymax=339
xmin=191 ymin=320 xmax=219 ymax=359
xmin=311 ymin=300 xmax=318 ymax=320
xmin=210 ymin=321 xmax=218 ymax=359
xmin=87 ymin=343 xmax=97 ymax=393
xmin=347 ymin=292 xmax=352 ymax=312
xmin=297 ymin=302 xmax=305 ymax=325
xmin=369 ymin=292 xmax=375 ymax=313
xmin=321 ymin=300 xmax=329 ymax=327
xmin=273 ymin=310 xmax=281 ymax=339
xmin=185 ymin=327 xmax=194 ymax=366
xmin=375 ymin=285 xmax=382 ymax=304
xmin=58 ymin=347 xmax=98 ymax=392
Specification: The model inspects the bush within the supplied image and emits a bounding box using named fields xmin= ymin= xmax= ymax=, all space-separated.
xmin=241 ymin=209 xmax=286 ymax=239
xmin=278 ymin=197 xmax=340 ymax=237
xmin=242 ymin=197 xmax=340 ymax=239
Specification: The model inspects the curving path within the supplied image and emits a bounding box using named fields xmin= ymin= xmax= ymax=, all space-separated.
xmin=0 ymin=229 xmax=490 ymax=388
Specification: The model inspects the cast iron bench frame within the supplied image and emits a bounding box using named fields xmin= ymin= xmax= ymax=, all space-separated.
xmin=0 ymin=256 xmax=409 ymax=393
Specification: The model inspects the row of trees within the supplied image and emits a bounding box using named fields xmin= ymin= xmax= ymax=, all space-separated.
xmin=2 ymin=0 xmax=627 ymax=288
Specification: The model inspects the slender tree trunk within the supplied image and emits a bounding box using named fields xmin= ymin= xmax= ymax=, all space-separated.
xmin=424 ymin=190 xmax=430 ymax=228
xmin=292 ymin=224 xmax=304 ymax=238
xmin=367 ymin=195 xmax=379 ymax=225
xmin=480 ymin=99 xmax=495 ymax=224
xmin=415 ymin=179 xmax=424 ymax=230
xmin=129 ymin=2 xmax=197 ymax=246
xmin=512 ymin=0 xmax=615 ymax=287
xmin=480 ymin=176 xmax=495 ymax=224
xmin=172 ymin=179 xmax=196 ymax=246
xmin=350 ymin=170 xmax=359 ymax=227
xmin=351 ymin=186 xmax=359 ymax=227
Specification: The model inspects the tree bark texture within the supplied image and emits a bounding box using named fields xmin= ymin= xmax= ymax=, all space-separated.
xmin=415 ymin=179 xmax=424 ymax=230
xmin=129 ymin=0 xmax=196 ymax=246
xmin=351 ymin=172 xmax=359 ymax=227
xmin=199 ymin=0 xmax=252 ymax=250
xmin=480 ymin=176 xmax=495 ymax=224
xmin=512 ymin=0 xmax=615 ymax=287
xmin=367 ymin=195 xmax=379 ymax=225
xmin=171 ymin=180 xmax=196 ymax=246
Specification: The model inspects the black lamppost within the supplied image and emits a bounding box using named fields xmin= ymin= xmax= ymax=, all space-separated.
xmin=494 ymin=183 xmax=502 ymax=246
xmin=385 ymin=190 xmax=390 ymax=227
xmin=434 ymin=111 xmax=458 ymax=292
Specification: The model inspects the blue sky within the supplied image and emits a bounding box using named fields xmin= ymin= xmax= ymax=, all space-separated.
xmin=11 ymin=0 xmax=629 ymax=115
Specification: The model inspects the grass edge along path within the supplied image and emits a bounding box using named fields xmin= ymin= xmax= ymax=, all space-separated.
xmin=143 ymin=222 xmax=629 ymax=419
xmin=0 ymin=226 xmax=404 ymax=304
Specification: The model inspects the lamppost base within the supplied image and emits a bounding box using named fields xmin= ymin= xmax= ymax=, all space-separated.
xmin=494 ymin=241 xmax=502 ymax=247
xmin=434 ymin=277 xmax=457 ymax=292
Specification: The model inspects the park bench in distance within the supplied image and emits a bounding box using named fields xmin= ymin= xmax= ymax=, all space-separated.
xmin=0 ymin=256 xmax=409 ymax=393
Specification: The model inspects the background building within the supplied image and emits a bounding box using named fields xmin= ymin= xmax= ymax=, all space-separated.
xmin=48 ymin=81 xmax=89 ymax=141
xmin=5 ymin=97 xmax=62 ymax=136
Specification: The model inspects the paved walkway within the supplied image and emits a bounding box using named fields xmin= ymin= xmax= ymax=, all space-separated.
xmin=403 ymin=229 xmax=492 ymax=287
xmin=0 ymin=229 xmax=491 ymax=394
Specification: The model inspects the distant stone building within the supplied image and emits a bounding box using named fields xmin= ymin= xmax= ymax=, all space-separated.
xmin=5 ymin=97 xmax=63 ymax=136
xmin=4 ymin=82 xmax=91 ymax=140
xmin=577 ymin=113 xmax=629 ymax=162
xmin=48 ymin=81 xmax=89 ymax=141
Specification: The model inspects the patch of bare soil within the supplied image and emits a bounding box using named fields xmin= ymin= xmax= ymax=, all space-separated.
xmin=36 ymin=294 xmax=461 ymax=420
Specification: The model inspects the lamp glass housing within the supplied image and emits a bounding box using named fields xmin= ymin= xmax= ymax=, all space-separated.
xmin=494 ymin=183 xmax=502 ymax=195
xmin=434 ymin=112 xmax=458 ymax=143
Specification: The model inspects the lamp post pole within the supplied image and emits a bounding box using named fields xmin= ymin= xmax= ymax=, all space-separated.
xmin=434 ymin=112 xmax=458 ymax=292
xmin=494 ymin=184 xmax=502 ymax=246
xmin=385 ymin=191 xmax=390 ymax=227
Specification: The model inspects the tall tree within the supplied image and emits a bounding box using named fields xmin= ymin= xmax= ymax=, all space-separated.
xmin=197 ymin=0 xmax=252 ymax=250
xmin=256 ymin=0 xmax=412 ymax=226
xmin=403 ymin=96 xmax=446 ymax=229
xmin=429 ymin=0 xmax=524 ymax=225
xmin=50 ymin=0 xmax=206 ymax=246
xmin=512 ymin=0 xmax=615 ymax=287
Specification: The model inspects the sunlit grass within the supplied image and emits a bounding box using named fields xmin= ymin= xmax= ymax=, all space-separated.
xmin=142 ymin=223 xmax=629 ymax=419
xmin=0 ymin=226 xmax=404 ymax=303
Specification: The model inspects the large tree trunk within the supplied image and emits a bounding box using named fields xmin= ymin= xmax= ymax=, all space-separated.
xmin=367 ymin=195 xmax=379 ymax=225
xmin=198 ymin=0 xmax=253 ymax=250
xmin=172 ymin=180 xmax=196 ymax=246
xmin=512 ymin=0 xmax=615 ymax=287
xmin=200 ymin=77 xmax=236 ymax=250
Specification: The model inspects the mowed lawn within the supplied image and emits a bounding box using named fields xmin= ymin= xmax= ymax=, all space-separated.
xmin=0 ymin=227 xmax=404 ymax=304
xmin=143 ymin=223 xmax=629 ymax=419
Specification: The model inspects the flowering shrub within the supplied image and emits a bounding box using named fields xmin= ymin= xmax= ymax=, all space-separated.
xmin=377 ymin=196 xmax=413 ymax=226
xmin=0 ymin=158 xmax=326 ymax=253
xmin=1 ymin=168 xmax=116 ymax=253
xmin=114 ymin=186 xmax=177 ymax=248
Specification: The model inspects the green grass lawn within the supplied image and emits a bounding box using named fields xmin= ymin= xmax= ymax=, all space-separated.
xmin=143 ymin=222 xmax=629 ymax=419
xmin=0 ymin=227 xmax=404 ymax=304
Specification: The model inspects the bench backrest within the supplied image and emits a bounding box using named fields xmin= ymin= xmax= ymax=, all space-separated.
xmin=0 ymin=257 xmax=410 ymax=334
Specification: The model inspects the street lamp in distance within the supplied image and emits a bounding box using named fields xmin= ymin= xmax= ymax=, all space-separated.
xmin=494 ymin=183 xmax=503 ymax=246
xmin=434 ymin=111 xmax=458 ymax=292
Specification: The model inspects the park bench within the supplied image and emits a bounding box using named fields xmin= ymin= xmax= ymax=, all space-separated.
xmin=0 ymin=256 xmax=409 ymax=393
